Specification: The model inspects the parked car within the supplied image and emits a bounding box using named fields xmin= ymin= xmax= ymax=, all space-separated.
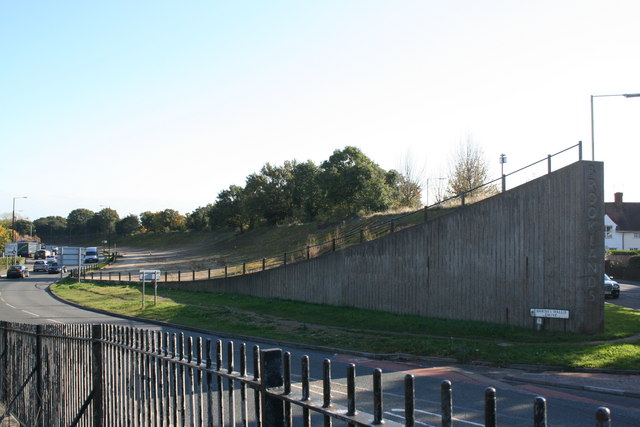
xmin=6 ymin=265 xmax=29 ymax=279
xmin=47 ymin=262 xmax=67 ymax=274
xmin=33 ymin=260 xmax=49 ymax=272
xmin=604 ymin=274 xmax=620 ymax=299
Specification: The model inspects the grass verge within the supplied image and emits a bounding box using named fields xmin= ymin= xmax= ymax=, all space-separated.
xmin=51 ymin=279 xmax=640 ymax=370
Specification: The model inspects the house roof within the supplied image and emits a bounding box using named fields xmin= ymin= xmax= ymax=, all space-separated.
xmin=605 ymin=201 xmax=640 ymax=232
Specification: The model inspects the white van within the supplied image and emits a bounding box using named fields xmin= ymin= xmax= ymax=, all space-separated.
xmin=84 ymin=247 xmax=99 ymax=263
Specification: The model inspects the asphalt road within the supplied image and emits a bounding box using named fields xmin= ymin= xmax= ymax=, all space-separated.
xmin=0 ymin=265 xmax=639 ymax=425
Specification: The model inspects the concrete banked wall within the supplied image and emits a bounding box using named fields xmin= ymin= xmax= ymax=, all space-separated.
xmin=170 ymin=161 xmax=604 ymax=333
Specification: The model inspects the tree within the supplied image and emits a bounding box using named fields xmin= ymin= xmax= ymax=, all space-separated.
xmin=12 ymin=219 xmax=34 ymax=236
xmin=88 ymin=208 xmax=120 ymax=234
xmin=186 ymin=206 xmax=212 ymax=231
xmin=67 ymin=209 xmax=95 ymax=235
xmin=156 ymin=209 xmax=186 ymax=232
xmin=319 ymin=146 xmax=396 ymax=216
xmin=116 ymin=215 xmax=141 ymax=236
xmin=208 ymin=185 xmax=247 ymax=232
xmin=446 ymin=137 xmax=496 ymax=199
xmin=0 ymin=225 xmax=11 ymax=248
xmin=290 ymin=160 xmax=322 ymax=221
xmin=33 ymin=216 xmax=67 ymax=240
xmin=244 ymin=162 xmax=296 ymax=225
xmin=395 ymin=152 xmax=424 ymax=208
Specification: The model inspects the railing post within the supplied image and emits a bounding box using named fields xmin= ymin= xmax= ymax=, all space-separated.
xmin=547 ymin=154 xmax=552 ymax=174
xmin=461 ymin=193 xmax=466 ymax=207
xmin=243 ymin=263 xmax=246 ymax=275
xmin=484 ymin=387 xmax=497 ymax=427
xmin=259 ymin=349 xmax=284 ymax=426
xmin=533 ymin=396 xmax=547 ymax=427
xmin=35 ymin=325 xmax=44 ymax=427
xmin=306 ymin=246 xmax=310 ymax=259
xmin=332 ymin=238 xmax=336 ymax=252
xmin=178 ymin=271 xmax=181 ymax=282
xmin=578 ymin=140 xmax=583 ymax=160
xmin=192 ymin=270 xmax=195 ymax=281
xmin=360 ymin=229 xmax=365 ymax=243
xmin=225 ymin=265 xmax=228 ymax=278
xmin=164 ymin=271 xmax=168 ymax=282
xmin=595 ymin=407 xmax=611 ymax=427
xmin=283 ymin=252 xmax=287 ymax=266
xmin=373 ymin=368 xmax=383 ymax=424
xmin=441 ymin=380 xmax=452 ymax=427
xmin=262 ymin=258 xmax=266 ymax=271
xmin=208 ymin=268 xmax=211 ymax=279
xmin=92 ymin=324 xmax=104 ymax=427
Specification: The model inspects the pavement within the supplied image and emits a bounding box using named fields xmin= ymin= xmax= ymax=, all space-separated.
xmin=500 ymin=369 xmax=640 ymax=399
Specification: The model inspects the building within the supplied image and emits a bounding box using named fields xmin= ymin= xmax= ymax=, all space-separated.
xmin=604 ymin=192 xmax=640 ymax=250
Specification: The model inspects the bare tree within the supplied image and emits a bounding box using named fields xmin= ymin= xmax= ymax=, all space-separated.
xmin=396 ymin=151 xmax=425 ymax=208
xmin=446 ymin=136 xmax=496 ymax=199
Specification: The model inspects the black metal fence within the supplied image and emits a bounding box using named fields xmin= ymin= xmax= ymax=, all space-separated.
xmin=0 ymin=320 xmax=614 ymax=426
xmin=73 ymin=143 xmax=585 ymax=284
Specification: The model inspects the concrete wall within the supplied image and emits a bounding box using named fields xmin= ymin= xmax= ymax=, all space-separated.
xmin=164 ymin=161 xmax=604 ymax=333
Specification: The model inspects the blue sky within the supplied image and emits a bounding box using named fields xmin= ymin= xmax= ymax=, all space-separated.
xmin=2 ymin=1 xmax=639 ymax=221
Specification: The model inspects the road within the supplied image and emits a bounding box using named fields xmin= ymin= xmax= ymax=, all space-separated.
xmin=0 ymin=265 xmax=639 ymax=425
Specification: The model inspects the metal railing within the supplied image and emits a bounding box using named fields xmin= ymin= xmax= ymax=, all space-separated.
xmin=75 ymin=142 xmax=585 ymax=284
xmin=0 ymin=320 xmax=614 ymax=426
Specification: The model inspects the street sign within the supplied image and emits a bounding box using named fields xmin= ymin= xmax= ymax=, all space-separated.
xmin=529 ymin=308 xmax=570 ymax=319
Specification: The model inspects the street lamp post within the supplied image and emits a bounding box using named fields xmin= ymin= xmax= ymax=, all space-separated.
xmin=590 ymin=92 xmax=640 ymax=161
xmin=499 ymin=154 xmax=507 ymax=192
xmin=12 ymin=196 xmax=27 ymax=242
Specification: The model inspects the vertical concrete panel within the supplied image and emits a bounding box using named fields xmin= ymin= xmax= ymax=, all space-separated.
xmin=179 ymin=161 xmax=603 ymax=334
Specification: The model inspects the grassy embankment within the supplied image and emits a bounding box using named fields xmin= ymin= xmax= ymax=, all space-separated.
xmin=52 ymin=279 xmax=640 ymax=370
xmin=51 ymin=212 xmax=640 ymax=371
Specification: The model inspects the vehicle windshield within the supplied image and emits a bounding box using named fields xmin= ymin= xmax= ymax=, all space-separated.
xmin=605 ymin=274 xmax=611 ymax=280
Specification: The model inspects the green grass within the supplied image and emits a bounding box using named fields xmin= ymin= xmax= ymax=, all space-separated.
xmin=51 ymin=279 xmax=640 ymax=370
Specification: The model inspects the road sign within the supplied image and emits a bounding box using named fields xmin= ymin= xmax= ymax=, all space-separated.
xmin=529 ymin=308 xmax=570 ymax=319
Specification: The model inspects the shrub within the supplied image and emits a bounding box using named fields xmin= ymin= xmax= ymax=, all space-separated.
xmin=629 ymin=256 xmax=640 ymax=269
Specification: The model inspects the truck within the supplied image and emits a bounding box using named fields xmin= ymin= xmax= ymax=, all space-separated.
xmin=84 ymin=247 xmax=99 ymax=263
xmin=17 ymin=242 xmax=39 ymax=258
xmin=34 ymin=249 xmax=52 ymax=260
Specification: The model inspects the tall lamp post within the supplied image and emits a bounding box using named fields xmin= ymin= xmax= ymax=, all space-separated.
xmin=591 ymin=92 xmax=640 ymax=161
xmin=12 ymin=196 xmax=27 ymax=242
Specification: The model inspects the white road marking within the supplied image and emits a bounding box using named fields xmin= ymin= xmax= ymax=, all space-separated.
xmin=391 ymin=408 xmax=484 ymax=427
xmin=47 ymin=319 xmax=64 ymax=324
xmin=6 ymin=303 xmax=16 ymax=309
xmin=386 ymin=410 xmax=433 ymax=426
xmin=22 ymin=310 xmax=40 ymax=317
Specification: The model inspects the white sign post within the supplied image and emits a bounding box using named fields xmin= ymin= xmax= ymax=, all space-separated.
xmin=139 ymin=270 xmax=161 ymax=307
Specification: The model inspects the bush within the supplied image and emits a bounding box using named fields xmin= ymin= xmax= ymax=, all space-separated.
xmin=629 ymin=256 xmax=640 ymax=269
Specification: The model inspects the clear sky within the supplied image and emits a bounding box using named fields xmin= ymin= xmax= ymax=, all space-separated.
xmin=2 ymin=1 xmax=639 ymax=221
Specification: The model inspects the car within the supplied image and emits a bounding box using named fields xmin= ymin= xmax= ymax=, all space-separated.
xmin=604 ymin=274 xmax=620 ymax=299
xmin=47 ymin=262 xmax=67 ymax=274
xmin=6 ymin=265 xmax=29 ymax=279
xmin=46 ymin=256 xmax=57 ymax=264
xmin=33 ymin=260 xmax=49 ymax=272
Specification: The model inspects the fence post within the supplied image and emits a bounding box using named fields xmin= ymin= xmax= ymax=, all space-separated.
xmin=595 ymin=407 xmax=611 ymax=427
xmin=225 ymin=265 xmax=228 ymax=278
xmin=461 ymin=193 xmax=466 ymax=207
xmin=178 ymin=271 xmax=181 ymax=282
xmin=192 ymin=270 xmax=195 ymax=281
xmin=533 ymin=396 xmax=547 ymax=427
xmin=1 ymin=322 xmax=7 ymax=405
xmin=262 ymin=258 xmax=266 ymax=271
xmin=306 ymin=246 xmax=310 ymax=259
xmin=243 ymin=263 xmax=246 ymax=275
xmin=283 ymin=252 xmax=287 ymax=266
xmin=35 ymin=325 xmax=44 ymax=427
xmin=92 ymin=324 xmax=104 ymax=426
xmin=484 ymin=387 xmax=497 ymax=427
xmin=390 ymin=222 xmax=395 ymax=233
xmin=547 ymin=154 xmax=552 ymax=174
xmin=208 ymin=269 xmax=211 ymax=279
xmin=165 ymin=271 xmax=168 ymax=282
xmin=259 ymin=349 xmax=284 ymax=426
xmin=332 ymin=239 xmax=336 ymax=252
xmin=578 ymin=140 xmax=583 ymax=160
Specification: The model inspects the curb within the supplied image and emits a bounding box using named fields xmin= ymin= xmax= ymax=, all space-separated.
xmin=504 ymin=374 xmax=640 ymax=399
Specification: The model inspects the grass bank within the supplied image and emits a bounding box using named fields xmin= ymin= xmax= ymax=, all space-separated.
xmin=51 ymin=279 xmax=640 ymax=370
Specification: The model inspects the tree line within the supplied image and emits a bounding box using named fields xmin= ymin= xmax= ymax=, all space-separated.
xmin=3 ymin=142 xmax=493 ymax=244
